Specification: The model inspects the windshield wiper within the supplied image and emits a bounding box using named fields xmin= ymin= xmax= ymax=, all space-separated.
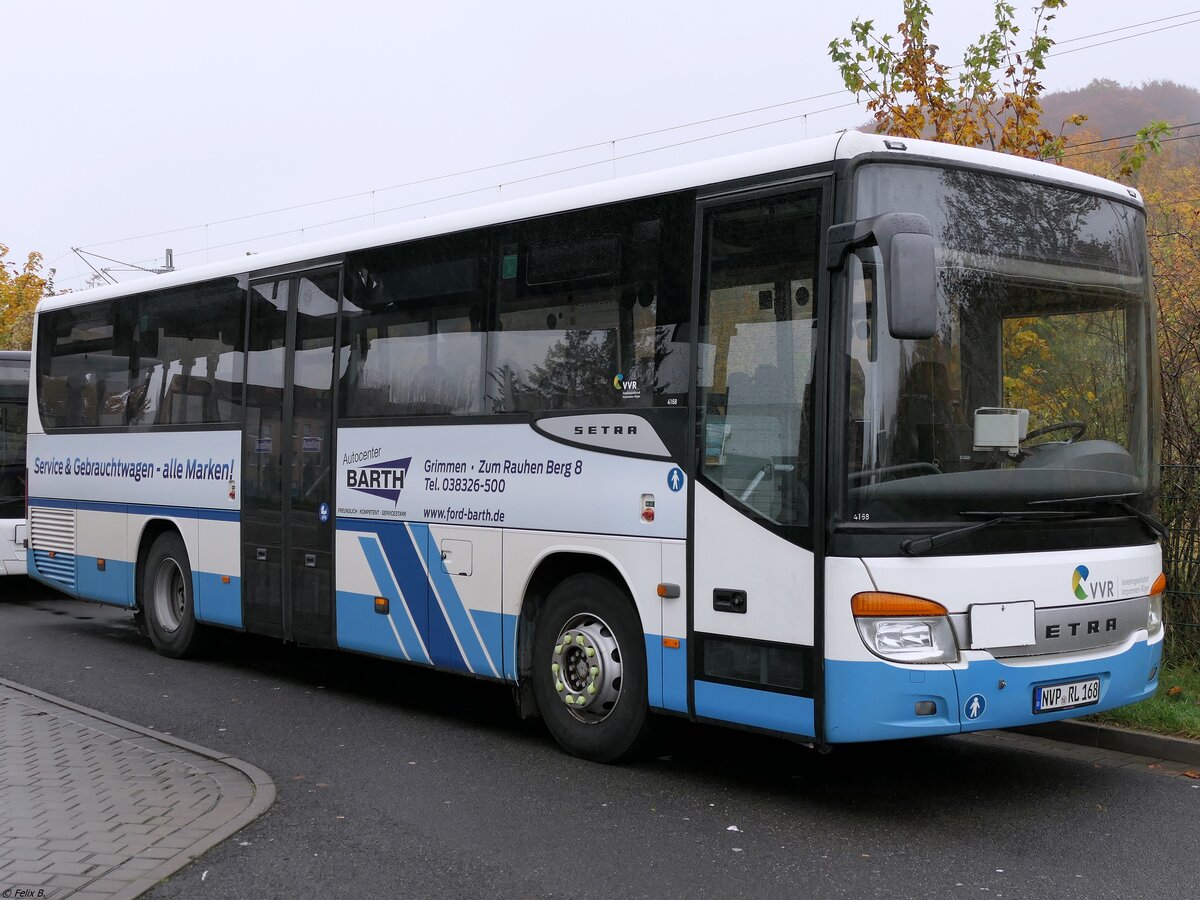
xmin=899 ymin=510 xmax=1085 ymax=557
xmin=1029 ymin=493 xmax=1168 ymax=541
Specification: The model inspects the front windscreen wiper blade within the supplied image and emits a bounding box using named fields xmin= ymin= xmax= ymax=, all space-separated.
xmin=899 ymin=510 xmax=1085 ymax=557
xmin=1029 ymin=493 xmax=1168 ymax=541
xmin=1028 ymin=492 xmax=1139 ymax=506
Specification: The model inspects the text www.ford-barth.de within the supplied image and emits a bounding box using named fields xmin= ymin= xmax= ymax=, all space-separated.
xmin=423 ymin=506 xmax=506 ymax=523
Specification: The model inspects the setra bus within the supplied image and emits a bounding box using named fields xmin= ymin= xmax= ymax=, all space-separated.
xmin=1 ymin=350 xmax=30 ymax=576
xmin=26 ymin=132 xmax=1164 ymax=760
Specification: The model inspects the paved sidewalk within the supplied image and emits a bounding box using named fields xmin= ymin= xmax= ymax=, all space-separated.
xmin=0 ymin=679 xmax=274 ymax=900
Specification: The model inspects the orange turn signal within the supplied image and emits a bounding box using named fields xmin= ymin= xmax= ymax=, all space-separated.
xmin=851 ymin=592 xmax=948 ymax=618
xmin=221 ymin=575 xmax=231 ymax=584
xmin=374 ymin=596 xmax=390 ymax=615
xmin=662 ymin=637 xmax=681 ymax=649
xmin=1151 ymin=573 xmax=1167 ymax=596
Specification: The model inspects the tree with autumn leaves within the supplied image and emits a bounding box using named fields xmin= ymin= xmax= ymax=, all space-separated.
xmin=828 ymin=0 xmax=1086 ymax=159
xmin=0 ymin=244 xmax=54 ymax=351
xmin=830 ymin=0 xmax=1200 ymax=656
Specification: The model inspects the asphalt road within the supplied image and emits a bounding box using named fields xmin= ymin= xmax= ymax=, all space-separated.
xmin=2 ymin=577 xmax=1197 ymax=899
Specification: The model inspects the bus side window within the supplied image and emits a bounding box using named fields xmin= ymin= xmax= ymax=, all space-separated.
xmin=341 ymin=232 xmax=489 ymax=419
xmin=697 ymin=191 xmax=822 ymax=533
xmin=39 ymin=301 xmax=119 ymax=429
xmin=127 ymin=278 xmax=245 ymax=428
xmin=487 ymin=194 xmax=692 ymax=414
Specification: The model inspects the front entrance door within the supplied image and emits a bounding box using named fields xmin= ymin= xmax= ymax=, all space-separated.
xmin=689 ymin=184 xmax=827 ymax=735
xmin=242 ymin=269 xmax=340 ymax=645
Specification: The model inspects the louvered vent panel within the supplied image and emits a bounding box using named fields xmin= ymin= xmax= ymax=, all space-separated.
xmin=30 ymin=506 xmax=77 ymax=590
xmin=31 ymin=507 xmax=76 ymax=553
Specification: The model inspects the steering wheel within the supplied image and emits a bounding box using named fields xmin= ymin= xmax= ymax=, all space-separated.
xmin=1022 ymin=420 xmax=1086 ymax=444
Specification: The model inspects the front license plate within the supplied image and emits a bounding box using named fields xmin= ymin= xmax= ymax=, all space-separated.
xmin=1033 ymin=677 xmax=1101 ymax=713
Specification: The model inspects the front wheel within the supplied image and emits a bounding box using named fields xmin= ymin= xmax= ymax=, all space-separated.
xmin=142 ymin=532 xmax=210 ymax=659
xmin=531 ymin=573 xmax=651 ymax=762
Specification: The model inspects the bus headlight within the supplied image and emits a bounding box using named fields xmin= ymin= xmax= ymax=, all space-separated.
xmin=1147 ymin=594 xmax=1163 ymax=637
xmin=852 ymin=592 xmax=959 ymax=664
xmin=1147 ymin=572 xmax=1165 ymax=638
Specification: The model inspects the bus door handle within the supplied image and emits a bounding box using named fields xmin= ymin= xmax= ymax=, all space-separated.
xmin=304 ymin=553 xmax=317 ymax=568
xmin=256 ymin=548 xmax=268 ymax=561
xmin=713 ymin=589 xmax=747 ymax=614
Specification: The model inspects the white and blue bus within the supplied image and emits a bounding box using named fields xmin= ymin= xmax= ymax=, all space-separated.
xmin=27 ymin=132 xmax=1164 ymax=760
xmin=1 ymin=350 xmax=30 ymax=576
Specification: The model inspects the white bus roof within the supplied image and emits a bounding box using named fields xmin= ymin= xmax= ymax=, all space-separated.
xmin=40 ymin=131 xmax=1143 ymax=314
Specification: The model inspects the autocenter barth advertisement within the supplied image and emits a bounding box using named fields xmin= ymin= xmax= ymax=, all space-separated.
xmin=336 ymin=423 xmax=686 ymax=538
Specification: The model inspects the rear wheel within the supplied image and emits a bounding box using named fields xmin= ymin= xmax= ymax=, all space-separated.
xmin=531 ymin=573 xmax=651 ymax=762
xmin=142 ymin=532 xmax=210 ymax=659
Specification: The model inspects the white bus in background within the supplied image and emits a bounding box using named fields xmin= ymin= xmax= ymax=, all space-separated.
xmin=0 ymin=350 xmax=29 ymax=576
xmin=26 ymin=132 xmax=1165 ymax=760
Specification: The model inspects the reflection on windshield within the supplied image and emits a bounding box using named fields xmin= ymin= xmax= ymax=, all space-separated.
xmin=844 ymin=164 xmax=1155 ymax=524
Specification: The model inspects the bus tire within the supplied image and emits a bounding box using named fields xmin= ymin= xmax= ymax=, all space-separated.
xmin=531 ymin=573 xmax=651 ymax=763
xmin=142 ymin=532 xmax=209 ymax=659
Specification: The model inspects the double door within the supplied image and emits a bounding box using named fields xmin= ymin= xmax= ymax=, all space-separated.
xmin=241 ymin=269 xmax=340 ymax=645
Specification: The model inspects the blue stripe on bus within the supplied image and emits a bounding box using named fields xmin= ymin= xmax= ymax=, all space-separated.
xmin=36 ymin=548 xmax=243 ymax=627
xmin=643 ymin=634 xmax=690 ymax=712
xmin=663 ymin=637 xmax=688 ymax=713
xmin=393 ymin=525 xmax=469 ymax=673
xmin=379 ymin=524 xmax=464 ymax=671
xmin=469 ymin=609 xmax=517 ymax=681
xmin=644 ymin=635 xmax=662 ymax=708
xmin=338 ymin=519 xmax=485 ymax=676
xmin=29 ymin=496 xmax=239 ymax=522
xmin=31 ymin=549 xmax=77 ymax=593
xmin=194 ymin=572 xmax=243 ymax=628
xmin=693 ymin=680 xmax=815 ymax=737
xmin=409 ymin=522 xmax=497 ymax=677
xmin=75 ymin=556 xmax=135 ymax=607
xmin=337 ymin=589 xmax=415 ymax=662
xmin=357 ymin=536 xmax=430 ymax=664
xmin=823 ymin=637 xmax=1162 ymax=742
xmin=823 ymin=659 xmax=960 ymax=742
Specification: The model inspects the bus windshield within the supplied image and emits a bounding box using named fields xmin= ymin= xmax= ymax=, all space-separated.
xmin=841 ymin=163 xmax=1156 ymax=526
xmin=0 ymin=356 xmax=30 ymax=520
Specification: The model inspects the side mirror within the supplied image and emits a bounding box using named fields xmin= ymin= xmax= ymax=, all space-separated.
xmin=828 ymin=212 xmax=938 ymax=340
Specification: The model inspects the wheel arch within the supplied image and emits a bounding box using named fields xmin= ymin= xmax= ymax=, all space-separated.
xmin=134 ymin=519 xmax=186 ymax=612
xmin=515 ymin=550 xmax=642 ymax=686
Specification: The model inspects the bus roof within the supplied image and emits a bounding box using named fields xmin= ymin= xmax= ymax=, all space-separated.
xmin=39 ymin=131 xmax=1143 ymax=315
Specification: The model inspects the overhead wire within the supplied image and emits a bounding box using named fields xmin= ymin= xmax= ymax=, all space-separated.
xmin=1060 ymin=131 xmax=1200 ymax=159
xmin=64 ymin=9 xmax=1200 ymax=280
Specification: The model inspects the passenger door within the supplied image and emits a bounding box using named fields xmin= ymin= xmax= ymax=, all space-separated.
xmin=242 ymin=269 xmax=340 ymax=645
xmin=689 ymin=183 xmax=827 ymax=736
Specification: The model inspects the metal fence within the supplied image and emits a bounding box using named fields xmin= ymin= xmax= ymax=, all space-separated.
xmin=1161 ymin=464 xmax=1200 ymax=664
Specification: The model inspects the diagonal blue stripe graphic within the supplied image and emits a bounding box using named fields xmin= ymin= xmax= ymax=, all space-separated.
xmin=358 ymin=536 xmax=429 ymax=664
xmin=409 ymin=522 xmax=496 ymax=677
xmin=373 ymin=522 xmax=468 ymax=673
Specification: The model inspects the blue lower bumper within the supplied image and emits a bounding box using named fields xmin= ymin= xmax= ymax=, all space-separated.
xmin=824 ymin=638 xmax=1162 ymax=743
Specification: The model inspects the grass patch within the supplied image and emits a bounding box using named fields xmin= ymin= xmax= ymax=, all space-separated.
xmin=1087 ymin=660 xmax=1200 ymax=740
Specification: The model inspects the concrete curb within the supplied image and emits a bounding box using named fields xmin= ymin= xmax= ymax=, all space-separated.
xmin=1011 ymin=719 xmax=1200 ymax=767
xmin=0 ymin=677 xmax=276 ymax=899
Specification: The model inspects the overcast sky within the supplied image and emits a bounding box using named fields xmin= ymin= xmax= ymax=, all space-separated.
xmin=4 ymin=1 xmax=1199 ymax=291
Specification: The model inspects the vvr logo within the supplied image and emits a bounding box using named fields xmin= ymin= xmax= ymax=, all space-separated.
xmin=347 ymin=457 xmax=411 ymax=505
xmin=1072 ymin=565 xmax=1115 ymax=601
xmin=613 ymin=373 xmax=638 ymax=392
